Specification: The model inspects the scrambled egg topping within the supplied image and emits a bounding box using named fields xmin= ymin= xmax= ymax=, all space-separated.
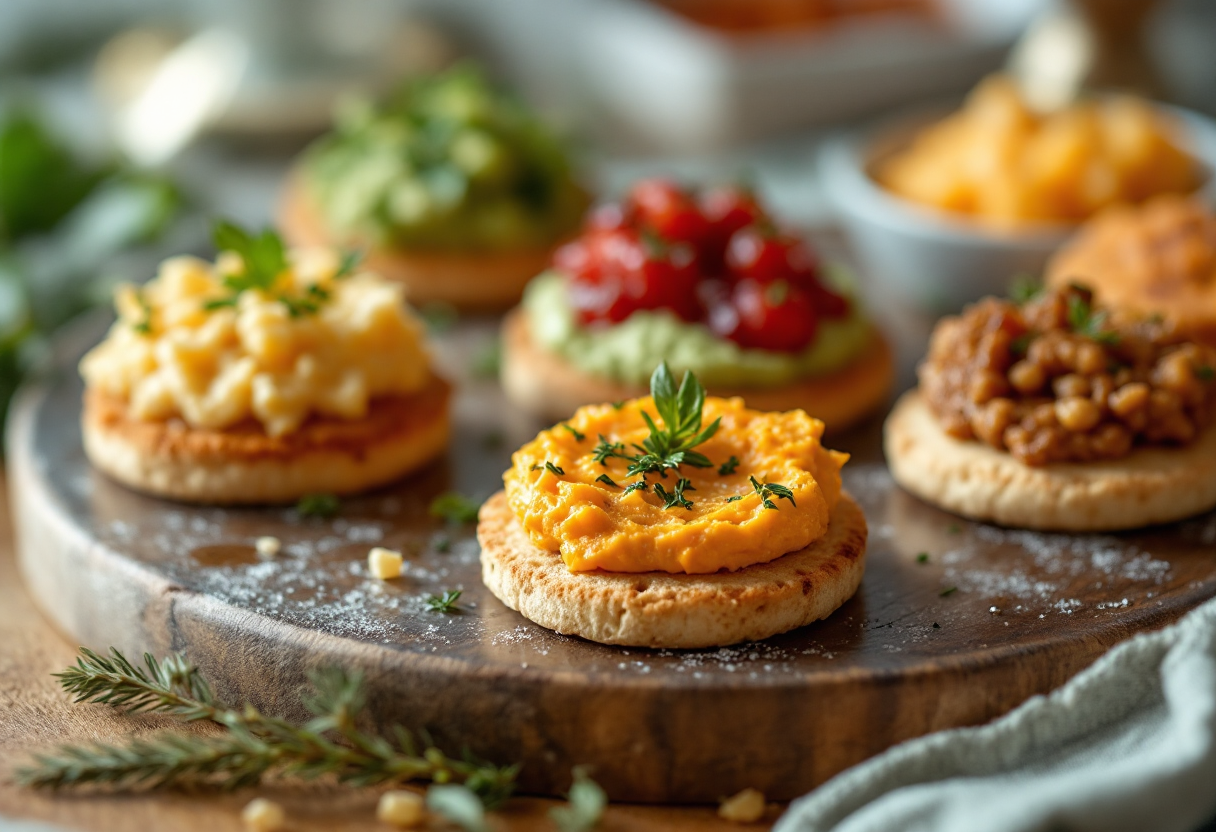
xmin=80 ymin=250 xmax=429 ymax=437
xmin=504 ymin=397 xmax=848 ymax=574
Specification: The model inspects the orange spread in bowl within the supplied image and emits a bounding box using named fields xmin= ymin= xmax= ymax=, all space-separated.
xmin=504 ymin=394 xmax=848 ymax=574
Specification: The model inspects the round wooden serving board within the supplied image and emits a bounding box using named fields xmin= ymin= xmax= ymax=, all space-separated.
xmin=10 ymin=320 xmax=1216 ymax=804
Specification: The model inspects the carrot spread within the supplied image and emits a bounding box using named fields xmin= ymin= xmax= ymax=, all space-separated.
xmin=503 ymin=365 xmax=848 ymax=574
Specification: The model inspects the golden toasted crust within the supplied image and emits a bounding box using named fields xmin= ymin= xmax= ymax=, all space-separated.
xmin=500 ymin=309 xmax=895 ymax=429
xmin=277 ymin=176 xmax=556 ymax=310
xmin=884 ymin=390 xmax=1216 ymax=531
xmin=1045 ymin=195 xmax=1216 ymax=346
xmin=82 ymin=373 xmax=451 ymax=504
xmin=477 ymin=490 xmax=867 ymax=648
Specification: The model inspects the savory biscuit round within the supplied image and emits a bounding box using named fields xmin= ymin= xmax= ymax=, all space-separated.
xmin=884 ymin=390 xmax=1216 ymax=531
xmin=82 ymin=372 xmax=450 ymax=505
xmin=500 ymin=309 xmax=894 ymax=429
xmin=477 ymin=490 xmax=867 ymax=648
xmin=278 ymin=178 xmax=553 ymax=310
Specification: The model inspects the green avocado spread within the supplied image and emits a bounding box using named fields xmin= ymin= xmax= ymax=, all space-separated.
xmin=523 ymin=271 xmax=874 ymax=387
xmin=303 ymin=64 xmax=588 ymax=251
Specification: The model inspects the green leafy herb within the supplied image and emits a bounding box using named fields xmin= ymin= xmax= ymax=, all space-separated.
xmin=205 ymin=220 xmax=334 ymax=318
xmin=725 ymin=495 xmax=743 ymax=503
xmin=1198 ymin=365 xmax=1215 ymax=382
xmin=296 ymin=493 xmax=340 ymax=518
xmin=653 ymin=477 xmax=695 ymax=510
xmin=16 ymin=648 xmax=516 ymax=804
xmin=610 ymin=401 xmax=625 ymax=410
xmin=429 ymin=493 xmax=481 ymax=525
xmin=1066 ymin=294 xmax=1119 ymax=345
xmin=550 ymin=768 xmax=606 ymax=832
xmin=428 ymin=784 xmax=489 ymax=832
xmin=545 ymin=461 xmax=565 ymax=476
xmin=916 ymin=552 xmax=930 ymax=564
xmin=425 ymin=590 xmax=463 ymax=613
xmin=471 ymin=339 xmax=501 ymax=379
xmin=947 ymin=523 xmax=962 ymax=534
xmin=622 ymin=481 xmax=648 ymax=496
xmin=592 ymin=436 xmax=625 ymax=466
xmin=418 ymin=302 xmax=458 ymax=333
xmin=750 ymin=476 xmax=795 ymax=511
xmin=132 ymin=291 xmax=153 ymax=336
xmin=561 ymin=423 xmax=586 ymax=442
xmin=718 ymin=455 xmax=740 ymax=476
xmin=1009 ymin=275 xmax=1043 ymax=304
xmin=595 ymin=474 xmax=619 ymax=488
xmin=940 ymin=586 xmax=958 ymax=597
xmin=332 ymin=249 xmax=364 ymax=280
xmin=1010 ymin=333 xmax=1034 ymax=357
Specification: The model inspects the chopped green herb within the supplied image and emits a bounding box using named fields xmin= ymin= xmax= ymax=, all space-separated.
xmin=1066 ymin=294 xmax=1119 ymax=345
xmin=916 ymin=552 xmax=930 ymax=563
xmin=332 ymin=248 xmax=364 ymax=280
xmin=725 ymin=495 xmax=743 ymax=503
xmin=622 ymin=481 xmax=648 ymax=496
xmin=718 ymin=455 xmax=740 ymax=476
xmin=1198 ymin=365 xmax=1215 ymax=381
xmin=204 ymin=220 xmax=335 ymax=318
xmin=1010 ymin=332 xmax=1034 ymax=356
xmin=1009 ymin=275 xmax=1043 ymax=304
xmin=426 ymin=589 xmax=463 ymax=613
xmin=132 ymin=291 xmax=153 ymax=335
xmin=530 ymin=463 xmax=542 ymax=471
xmin=429 ymin=492 xmax=481 ymax=524
xmin=654 ymin=477 xmax=695 ymax=510
xmin=610 ymin=400 xmax=625 ymax=410
xmin=595 ymin=473 xmax=619 ymax=488
xmin=550 ymin=768 xmax=607 ymax=832
xmin=433 ymin=535 xmax=452 ymax=554
xmin=591 ymin=435 xmax=626 ymax=466
xmin=750 ymin=476 xmax=795 ymax=510
xmin=545 ymin=461 xmax=565 ymax=476
xmin=296 ymin=493 xmax=340 ymax=518
xmin=418 ymin=301 xmax=458 ymax=333
xmin=947 ymin=523 xmax=962 ymax=534
xmin=470 ymin=339 xmax=501 ymax=379
xmin=561 ymin=423 xmax=586 ymax=442
xmin=939 ymin=586 xmax=958 ymax=597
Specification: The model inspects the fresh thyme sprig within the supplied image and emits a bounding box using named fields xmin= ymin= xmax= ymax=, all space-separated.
xmin=17 ymin=648 xmax=517 ymax=805
xmin=653 ymin=477 xmax=695 ymax=510
xmin=586 ymin=363 xmax=720 ymax=506
xmin=718 ymin=456 xmax=739 ymax=476
xmin=426 ymin=590 xmax=463 ymax=613
xmin=750 ymin=476 xmax=796 ymax=511
xmin=561 ymin=423 xmax=585 ymax=442
xmin=1066 ymin=291 xmax=1119 ymax=346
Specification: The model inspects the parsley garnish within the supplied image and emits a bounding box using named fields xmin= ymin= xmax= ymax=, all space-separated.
xmin=718 ymin=455 xmax=740 ymax=475
xmin=545 ymin=461 xmax=565 ymax=476
xmin=595 ymin=474 xmax=619 ymax=488
xmin=203 ymin=220 xmax=334 ymax=318
xmin=296 ymin=493 xmax=340 ymax=518
xmin=654 ymin=477 xmax=695 ymax=510
xmin=1066 ymin=293 xmax=1119 ymax=345
xmin=1009 ymin=275 xmax=1043 ymax=304
xmin=429 ymin=492 xmax=481 ymax=524
xmin=561 ymin=423 xmax=586 ymax=442
xmin=425 ymin=589 xmax=463 ymax=613
xmin=750 ymin=476 xmax=795 ymax=510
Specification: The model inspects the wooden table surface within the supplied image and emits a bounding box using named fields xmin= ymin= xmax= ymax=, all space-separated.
xmin=0 ymin=471 xmax=778 ymax=831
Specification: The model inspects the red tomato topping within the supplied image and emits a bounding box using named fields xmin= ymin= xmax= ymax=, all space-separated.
xmin=552 ymin=179 xmax=850 ymax=350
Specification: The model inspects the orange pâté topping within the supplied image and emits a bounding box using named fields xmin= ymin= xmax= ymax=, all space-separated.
xmin=503 ymin=365 xmax=848 ymax=574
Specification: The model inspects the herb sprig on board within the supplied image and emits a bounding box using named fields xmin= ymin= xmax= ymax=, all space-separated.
xmin=425 ymin=589 xmax=463 ymax=613
xmin=16 ymin=648 xmax=517 ymax=805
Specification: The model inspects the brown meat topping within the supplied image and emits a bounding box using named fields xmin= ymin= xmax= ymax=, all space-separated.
xmin=919 ymin=284 xmax=1216 ymax=466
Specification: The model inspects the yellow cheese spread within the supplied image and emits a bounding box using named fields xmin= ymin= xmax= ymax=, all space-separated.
xmin=80 ymin=249 xmax=429 ymax=437
xmin=504 ymin=396 xmax=848 ymax=574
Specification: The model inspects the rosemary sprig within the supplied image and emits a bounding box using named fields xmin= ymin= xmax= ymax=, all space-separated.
xmin=17 ymin=649 xmax=517 ymax=805
xmin=750 ymin=476 xmax=795 ymax=511
xmin=426 ymin=590 xmax=463 ymax=613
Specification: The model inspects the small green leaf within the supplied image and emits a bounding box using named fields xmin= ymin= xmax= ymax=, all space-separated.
xmin=550 ymin=768 xmax=607 ymax=832
xmin=1198 ymin=365 xmax=1215 ymax=382
xmin=429 ymin=492 xmax=481 ymax=524
xmin=595 ymin=474 xmax=619 ymax=488
xmin=427 ymin=784 xmax=488 ymax=832
xmin=622 ymin=480 xmax=648 ymax=496
xmin=1009 ymin=275 xmax=1042 ymax=304
xmin=725 ymin=495 xmax=743 ymax=503
xmin=718 ymin=455 xmax=740 ymax=476
xmin=332 ymin=248 xmax=364 ymax=280
xmin=561 ymin=423 xmax=586 ymax=442
xmin=750 ymin=476 xmax=795 ymax=510
xmin=296 ymin=493 xmax=340 ymax=518
xmin=916 ymin=552 xmax=930 ymax=564
xmin=425 ymin=590 xmax=463 ymax=613
xmin=654 ymin=477 xmax=695 ymax=510
xmin=545 ymin=461 xmax=565 ymax=476
xmin=940 ymin=586 xmax=958 ymax=597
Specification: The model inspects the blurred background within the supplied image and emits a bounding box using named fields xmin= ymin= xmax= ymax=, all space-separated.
xmin=2 ymin=0 xmax=1216 ymax=424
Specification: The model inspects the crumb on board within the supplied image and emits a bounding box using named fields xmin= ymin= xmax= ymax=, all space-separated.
xmin=719 ymin=787 xmax=766 ymax=823
xmin=368 ymin=547 xmax=404 ymax=580
xmin=241 ymin=798 xmax=285 ymax=832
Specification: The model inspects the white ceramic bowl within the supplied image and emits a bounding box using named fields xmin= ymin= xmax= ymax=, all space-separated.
xmin=818 ymin=103 xmax=1216 ymax=315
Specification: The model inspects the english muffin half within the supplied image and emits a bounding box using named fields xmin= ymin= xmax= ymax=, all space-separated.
xmin=478 ymin=490 xmax=867 ymax=648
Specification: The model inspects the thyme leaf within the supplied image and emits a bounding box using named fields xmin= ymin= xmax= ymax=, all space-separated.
xmin=750 ymin=476 xmax=795 ymax=511
xmin=653 ymin=477 xmax=695 ymax=510
xmin=425 ymin=590 xmax=463 ymax=613
xmin=718 ymin=455 xmax=739 ymax=476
